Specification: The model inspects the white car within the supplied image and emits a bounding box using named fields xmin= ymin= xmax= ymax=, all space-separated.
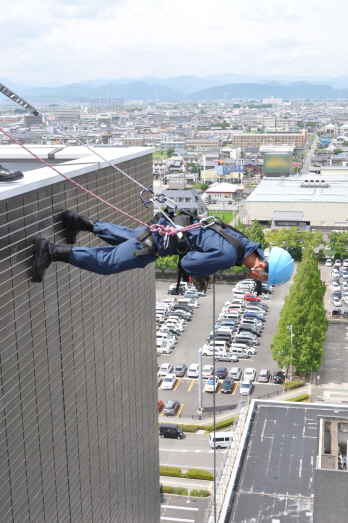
xmin=205 ymin=375 xmax=219 ymax=393
xmin=215 ymin=352 xmax=238 ymax=363
xmin=343 ymin=297 xmax=348 ymax=306
xmin=331 ymin=297 xmax=342 ymax=307
xmin=331 ymin=269 xmax=340 ymax=277
xmin=335 ymin=259 xmax=342 ymax=267
xmin=159 ymin=363 xmax=173 ymax=376
xmin=187 ymin=363 xmax=199 ymax=378
xmin=157 ymin=344 xmax=172 ymax=354
xmin=244 ymin=347 xmax=257 ymax=356
xmin=202 ymin=365 xmax=214 ymax=378
xmin=202 ymin=346 xmax=229 ymax=357
xmin=343 ymin=259 xmax=348 ymax=267
xmin=240 ymin=378 xmax=252 ymax=396
xmin=161 ymin=373 xmax=177 ymax=390
xmin=243 ymin=368 xmax=257 ymax=381
xmin=325 ymin=259 xmax=333 ymax=267
xmin=341 ymin=282 xmax=348 ymax=291
xmin=330 ymin=282 xmax=340 ymax=292
xmin=259 ymin=293 xmax=270 ymax=300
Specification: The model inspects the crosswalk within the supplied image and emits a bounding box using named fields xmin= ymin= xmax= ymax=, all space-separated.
xmin=161 ymin=503 xmax=199 ymax=522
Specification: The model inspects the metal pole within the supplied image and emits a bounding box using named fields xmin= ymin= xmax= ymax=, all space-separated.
xmin=203 ymin=154 xmax=206 ymax=183
xmin=198 ymin=348 xmax=203 ymax=411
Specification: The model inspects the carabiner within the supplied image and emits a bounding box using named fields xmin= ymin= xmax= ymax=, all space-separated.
xmin=200 ymin=216 xmax=217 ymax=228
xmin=140 ymin=185 xmax=155 ymax=208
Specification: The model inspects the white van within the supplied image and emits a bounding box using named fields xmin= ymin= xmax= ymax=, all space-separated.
xmin=231 ymin=346 xmax=250 ymax=359
xmin=222 ymin=311 xmax=240 ymax=321
xmin=233 ymin=290 xmax=247 ymax=300
xmin=209 ymin=431 xmax=233 ymax=449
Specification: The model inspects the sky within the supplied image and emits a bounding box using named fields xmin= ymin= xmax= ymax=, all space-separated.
xmin=1 ymin=0 xmax=348 ymax=85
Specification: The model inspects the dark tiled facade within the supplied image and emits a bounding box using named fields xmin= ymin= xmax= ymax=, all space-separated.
xmin=0 ymin=154 xmax=160 ymax=522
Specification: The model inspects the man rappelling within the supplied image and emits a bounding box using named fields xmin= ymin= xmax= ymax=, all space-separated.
xmin=32 ymin=209 xmax=294 ymax=291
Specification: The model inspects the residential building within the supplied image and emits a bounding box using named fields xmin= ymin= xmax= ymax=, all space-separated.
xmin=231 ymin=131 xmax=307 ymax=149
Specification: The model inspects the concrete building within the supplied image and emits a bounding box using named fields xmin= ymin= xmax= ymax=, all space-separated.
xmin=0 ymin=145 xmax=160 ymax=523
xmin=23 ymin=114 xmax=43 ymax=127
xmin=231 ymin=131 xmax=307 ymax=149
xmin=245 ymin=174 xmax=348 ymax=227
xmin=185 ymin=138 xmax=221 ymax=150
xmin=203 ymin=182 xmax=243 ymax=203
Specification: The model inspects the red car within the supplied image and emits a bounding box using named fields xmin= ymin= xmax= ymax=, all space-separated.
xmin=244 ymin=294 xmax=260 ymax=302
xmin=158 ymin=399 xmax=163 ymax=411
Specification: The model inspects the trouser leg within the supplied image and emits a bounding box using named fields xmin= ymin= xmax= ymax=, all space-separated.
xmin=70 ymin=237 xmax=157 ymax=275
xmin=93 ymin=221 xmax=146 ymax=246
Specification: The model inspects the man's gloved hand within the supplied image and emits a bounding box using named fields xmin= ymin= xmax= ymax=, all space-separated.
xmin=191 ymin=274 xmax=215 ymax=293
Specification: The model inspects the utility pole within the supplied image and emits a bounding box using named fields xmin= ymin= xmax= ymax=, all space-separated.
xmin=203 ymin=154 xmax=206 ymax=183
xmin=287 ymin=325 xmax=294 ymax=381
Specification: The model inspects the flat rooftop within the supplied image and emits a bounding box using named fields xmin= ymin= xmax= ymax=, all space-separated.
xmin=0 ymin=144 xmax=155 ymax=201
xmin=246 ymin=173 xmax=348 ymax=204
xmin=223 ymin=401 xmax=348 ymax=523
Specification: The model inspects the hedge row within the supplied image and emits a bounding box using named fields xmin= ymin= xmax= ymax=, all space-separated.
xmin=285 ymin=394 xmax=309 ymax=402
xmin=158 ymin=417 xmax=235 ymax=434
xmin=284 ymin=380 xmax=304 ymax=392
xmin=159 ymin=466 xmax=213 ymax=481
xmin=161 ymin=485 xmax=210 ymax=497
xmin=204 ymin=417 xmax=235 ymax=433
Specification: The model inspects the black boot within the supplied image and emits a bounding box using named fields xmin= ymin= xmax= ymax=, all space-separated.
xmin=0 ymin=165 xmax=24 ymax=182
xmin=32 ymin=238 xmax=71 ymax=283
xmin=62 ymin=210 xmax=95 ymax=244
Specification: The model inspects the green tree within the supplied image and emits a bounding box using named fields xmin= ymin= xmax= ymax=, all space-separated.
xmin=200 ymin=182 xmax=209 ymax=191
xmin=333 ymin=148 xmax=343 ymax=155
xmin=327 ymin=231 xmax=348 ymax=259
xmin=155 ymin=255 xmax=179 ymax=277
xmin=248 ymin=220 xmax=267 ymax=249
xmin=166 ymin=147 xmax=175 ymax=158
xmin=264 ymin=227 xmax=324 ymax=261
xmin=271 ymin=248 xmax=328 ymax=374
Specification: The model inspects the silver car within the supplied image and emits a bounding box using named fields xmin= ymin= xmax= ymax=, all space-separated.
xmin=240 ymin=378 xmax=252 ymax=396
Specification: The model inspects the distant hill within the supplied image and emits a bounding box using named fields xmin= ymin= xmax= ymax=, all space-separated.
xmin=19 ymin=81 xmax=185 ymax=103
xmin=188 ymin=82 xmax=348 ymax=100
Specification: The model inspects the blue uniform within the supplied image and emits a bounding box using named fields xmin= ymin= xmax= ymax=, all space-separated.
xmin=69 ymin=216 xmax=264 ymax=276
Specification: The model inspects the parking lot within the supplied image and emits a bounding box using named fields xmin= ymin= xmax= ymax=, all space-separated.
xmin=321 ymin=261 xmax=348 ymax=315
xmin=156 ymin=277 xmax=293 ymax=418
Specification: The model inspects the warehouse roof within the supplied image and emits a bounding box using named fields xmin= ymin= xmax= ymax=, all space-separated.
xmin=246 ymin=174 xmax=348 ymax=204
xmin=222 ymin=400 xmax=348 ymax=523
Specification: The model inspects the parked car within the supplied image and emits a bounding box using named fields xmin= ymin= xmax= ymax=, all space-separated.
xmin=229 ymin=367 xmax=242 ymax=380
xmin=331 ymin=268 xmax=340 ymax=277
xmin=340 ymin=269 xmax=348 ymax=279
xmin=335 ymin=259 xmax=342 ymax=267
xmin=168 ymin=288 xmax=185 ymax=295
xmin=158 ymin=399 xmax=163 ymax=411
xmin=272 ymin=370 xmax=285 ymax=384
xmin=243 ymin=368 xmax=256 ymax=381
xmin=202 ymin=365 xmax=214 ymax=378
xmin=173 ymin=364 xmax=187 ymax=377
xmin=330 ymin=282 xmax=341 ymax=292
xmin=240 ymin=378 xmax=252 ymax=396
xmin=159 ymin=363 xmax=173 ymax=376
xmin=157 ymin=342 xmax=172 ymax=354
xmin=221 ymin=378 xmax=234 ymax=393
xmin=325 ymin=259 xmax=333 ymax=267
xmin=164 ymin=400 xmax=180 ymax=416
xmin=244 ymin=294 xmax=260 ymax=302
xmin=331 ymin=309 xmax=342 ymax=317
xmin=162 ymin=373 xmax=177 ymax=390
xmin=331 ymin=297 xmax=342 ymax=307
xmin=216 ymin=367 xmax=229 ymax=379
xmin=343 ymin=259 xmax=348 ymax=267
xmin=184 ymin=289 xmax=199 ymax=299
xmin=187 ymin=363 xmax=199 ymax=378
xmin=205 ymin=375 xmax=219 ymax=393
xmin=258 ymin=369 xmax=271 ymax=383
xmin=215 ymin=352 xmax=238 ymax=363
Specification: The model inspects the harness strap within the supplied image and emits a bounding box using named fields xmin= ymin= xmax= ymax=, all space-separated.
xmin=133 ymin=228 xmax=158 ymax=257
xmin=208 ymin=221 xmax=246 ymax=266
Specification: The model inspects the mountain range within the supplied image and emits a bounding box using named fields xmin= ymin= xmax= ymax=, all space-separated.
xmin=0 ymin=75 xmax=348 ymax=103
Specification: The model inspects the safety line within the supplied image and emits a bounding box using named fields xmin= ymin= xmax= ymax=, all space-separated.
xmin=212 ymin=280 xmax=217 ymax=523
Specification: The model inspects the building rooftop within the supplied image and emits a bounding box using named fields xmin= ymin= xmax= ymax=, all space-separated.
xmin=0 ymin=144 xmax=155 ymax=201
xmin=246 ymin=173 xmax=348 ymax=204
xmin=223 ymin=400 xmax=348 ymax=523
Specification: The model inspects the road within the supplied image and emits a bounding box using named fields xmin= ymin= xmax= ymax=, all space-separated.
xmin=302 ymin=135 xmax=319 ymax=174
xmin=160 ymin=433 xmax=224 ymax=472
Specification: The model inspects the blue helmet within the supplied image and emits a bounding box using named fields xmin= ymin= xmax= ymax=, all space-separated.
xmin=266 ymin=247 xmax=294 ymax=288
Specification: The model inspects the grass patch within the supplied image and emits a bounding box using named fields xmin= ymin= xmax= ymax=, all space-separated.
xmin=284 ymin=380 xmax=304 ymax=392
xmin=208 ymin=210 xmax=235 ymax=224
xmin=285 ymin=394 xmax=309 ymax=402
xmin=161 ymin=485 xmax=210 ymax=497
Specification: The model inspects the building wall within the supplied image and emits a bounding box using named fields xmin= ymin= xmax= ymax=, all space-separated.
xmin=0 ymin=154 xmax=160 ymax=522
xmin=245 ymin=200 xmax=348 ymax=226
xmin=313 ymin=468 xmax=348 ymax=523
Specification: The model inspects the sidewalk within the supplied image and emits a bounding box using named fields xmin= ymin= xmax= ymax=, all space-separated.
xmin=160 ymin=475 xmax=212 ymax=492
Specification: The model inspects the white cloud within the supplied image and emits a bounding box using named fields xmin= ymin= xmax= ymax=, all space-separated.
xmin=0 ymin=0 xmax=347 ymax=83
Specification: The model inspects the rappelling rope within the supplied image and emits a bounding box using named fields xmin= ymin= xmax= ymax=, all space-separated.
xmin=0 ymin=126 xmax=203 ymax=237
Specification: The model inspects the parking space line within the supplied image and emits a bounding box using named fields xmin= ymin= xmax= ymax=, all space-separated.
xmin=173 ymin=379 xmax=180 ymax=391
xmin=187 ymin=380 xmax=195 ymax=392
xmin=232 ymin=383 xmax=237 ymax=395
xmin=217 ymin=383 xmax=222 ymax=394
xmin=159 ymin=409 xmax=165 ymax=417
xmin=202 ymin=383 xmax=206 ymax=392
xmin=176 ymin=404 xmax=184 ymax=417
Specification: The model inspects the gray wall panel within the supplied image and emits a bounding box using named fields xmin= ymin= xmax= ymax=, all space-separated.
xmin=0 ymin=154 xmax=159 ymax=522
